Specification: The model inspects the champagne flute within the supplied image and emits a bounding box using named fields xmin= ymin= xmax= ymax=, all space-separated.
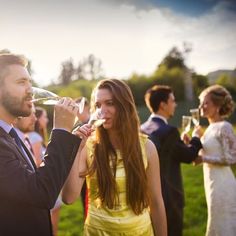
xmin=72 ymin=110 xmax=105 ymax=135
xmin=182 ymin=116 xmax=192 ymax=134
xmin=88 ymin=110 xmax=106 ymax=128
xmin=32 ymin=87 xmax=85 ymax=114
xmin=190 ymin=108 xmax=200 ymax=127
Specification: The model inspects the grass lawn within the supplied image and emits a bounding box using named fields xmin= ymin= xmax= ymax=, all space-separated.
xmin=182 ymin=164 xmax=207 ymax=236
xmin=58 ymin=198 xmax=84 ymax=236
xmin=58 ymin=164 xmax=209 ymax=236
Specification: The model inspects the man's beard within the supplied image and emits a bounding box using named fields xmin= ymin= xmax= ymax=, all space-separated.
xmin=1 ymin=90 xmax=31 ymax=117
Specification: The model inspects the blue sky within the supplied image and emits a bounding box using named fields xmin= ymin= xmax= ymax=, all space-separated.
xmin=158 ymin=0 xmax=226 ymax=15
xmin=0 ymin=0 xmax=235 ymax=86
xmin=113 ymin=0 xmax=236 ymax=15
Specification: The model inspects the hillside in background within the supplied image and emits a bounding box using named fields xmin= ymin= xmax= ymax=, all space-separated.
xmin=207 ymin=69 xmax=236 ymax=84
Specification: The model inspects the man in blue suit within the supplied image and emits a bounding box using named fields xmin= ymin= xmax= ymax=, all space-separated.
xmin=141 ymin=85 xmax=202 ymax=236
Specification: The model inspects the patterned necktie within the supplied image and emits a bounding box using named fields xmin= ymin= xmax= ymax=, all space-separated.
xmin=24 ymin=136 xmax=34 ymax=155
xmin=9 ymin=128 xmax=35 ymax=171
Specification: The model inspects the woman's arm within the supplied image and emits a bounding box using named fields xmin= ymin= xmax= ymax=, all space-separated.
xmin=146 ymin=139 xmax=167 ymax=236
xmin=61 ymin=145 xmax=87 ymax=204
xmin=202 ymin=123 xmax=236 ymax=165
xmin=218 ymin=122 xmax=236 ymax=164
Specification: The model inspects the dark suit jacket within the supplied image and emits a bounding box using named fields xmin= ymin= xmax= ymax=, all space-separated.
xmin=0 ymin=128 xmax=81 ymax=236
xmin=141 ymin=116 xmax=202 ymax=212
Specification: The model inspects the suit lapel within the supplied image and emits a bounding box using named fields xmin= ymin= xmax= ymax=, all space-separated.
xmin=0 ymin=128 xmax=36 ymax=172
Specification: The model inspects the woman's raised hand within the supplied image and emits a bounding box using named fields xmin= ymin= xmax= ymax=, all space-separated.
xmin=73 ymin=124 xmax=93 ymax=148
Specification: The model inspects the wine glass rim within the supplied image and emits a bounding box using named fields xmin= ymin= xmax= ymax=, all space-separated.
xmin=190 ymin=108 xmax=199 ymax=112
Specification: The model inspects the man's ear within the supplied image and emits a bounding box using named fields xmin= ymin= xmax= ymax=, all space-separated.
xmin=159 ymin=101 xmax=166 ymax=111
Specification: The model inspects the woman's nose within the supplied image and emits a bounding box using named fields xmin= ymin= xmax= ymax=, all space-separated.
xmin=99 ymin=106 xmax=107 ymax=117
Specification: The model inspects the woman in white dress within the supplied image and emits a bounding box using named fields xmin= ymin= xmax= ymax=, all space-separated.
xmin=193 ymin=85 xmax=236 ymax=236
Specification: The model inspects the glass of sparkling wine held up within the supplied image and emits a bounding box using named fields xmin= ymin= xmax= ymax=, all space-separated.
xmin=72 ymin=110 xmax=106 ymax=136
xmin=32 ymin=87 xmax=85 ymax=114
xmin=88 ymin=110 xmax=106 ymax=129
xmin=190 ymin=108 xmax=200 ymax=127
xmin=182 ymin=115 xmax=192 ymax=134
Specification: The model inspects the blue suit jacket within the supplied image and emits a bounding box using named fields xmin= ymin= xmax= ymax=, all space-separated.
xmin=141 ymin=116 xmax=202 ymax=210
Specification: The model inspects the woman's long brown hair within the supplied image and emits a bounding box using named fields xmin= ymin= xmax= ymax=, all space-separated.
xmin=86 ymin=79 xmax=149 ymax=215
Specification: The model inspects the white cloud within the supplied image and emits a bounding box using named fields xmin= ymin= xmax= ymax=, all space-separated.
xmin=0 ymin=0 xmax=235 ymax=86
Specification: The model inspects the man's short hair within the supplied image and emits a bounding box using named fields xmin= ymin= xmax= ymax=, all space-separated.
xmin=144 ymin=85 xmax=173 ymax=113
xmin=0 ymin=53 xmax=28 ymax=82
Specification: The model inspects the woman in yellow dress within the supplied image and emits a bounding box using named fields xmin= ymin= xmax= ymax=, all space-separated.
xmin=62 ymin=79 xmax=167 ymax=236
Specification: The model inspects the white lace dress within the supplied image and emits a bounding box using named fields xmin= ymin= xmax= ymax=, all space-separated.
xmin=201 ymin=121 xmax=236 ymax=236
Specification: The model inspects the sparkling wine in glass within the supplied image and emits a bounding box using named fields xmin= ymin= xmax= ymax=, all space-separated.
xmin=88 ymin=110 xmax=106 ymax=128
xmin=32 ymin=87 xmax=85 ymax=114
xmin=182 ymin=116 xmax=192 ymax=134
xmin=190 ymin=108 xmax=200 ymax=127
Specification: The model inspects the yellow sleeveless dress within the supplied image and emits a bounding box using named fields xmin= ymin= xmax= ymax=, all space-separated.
xmin=84 ymin=135 xmax=154 ymax=236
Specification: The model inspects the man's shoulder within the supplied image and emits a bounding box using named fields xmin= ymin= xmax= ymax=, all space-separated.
xmin=140 ymin=119 xmax=158 ymax=135
xmin=0 ymin=127 xmax=10 ymax=139
xmin=151 ymin=123 xmax=178 ymax=136
xmin=141 ymin=116 xmax=166 ymax=132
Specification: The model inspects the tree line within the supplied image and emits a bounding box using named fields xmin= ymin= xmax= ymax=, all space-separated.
xmin=44 ymin=44 xmax=236 ymax=106
xmin=1 ymin=46 xmax=236 ymax=107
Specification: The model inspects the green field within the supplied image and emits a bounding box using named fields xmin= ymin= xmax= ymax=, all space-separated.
xmin=182 ymin=164 xmax=207 ymax=236
xmin=58 ymin=197 xmax=84 ymax=236
xmin=58 ymin=164 xmax=208 ymax=236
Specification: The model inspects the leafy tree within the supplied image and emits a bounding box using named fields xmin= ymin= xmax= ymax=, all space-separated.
xmin=127 ymin=73 xmax=153 ymax=106
xmin=215 ymin=74 xmax=236 ymax=101
xmin=152 ymin=43 xmax=194 ymax=101
xmin=192 ymin=73 xmax=209 ymax=97
xmin=151 ymin=64 xmax=186 ymax=101
xmin=59 ymin=58 xmax=75 ymax=85
xmin=158 ymin=46 xmax=186 ymax=69
xmin=216 ymin=74 xmax=230 ymax=87
xmin=46 ymin=78 xmax=97 ymax=101
xmin=76 ymin=54 xmax=103 ymax=80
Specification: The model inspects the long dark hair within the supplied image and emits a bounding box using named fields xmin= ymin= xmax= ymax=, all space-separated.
xmin=84 ymin=79 xmax=149 ymax=215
